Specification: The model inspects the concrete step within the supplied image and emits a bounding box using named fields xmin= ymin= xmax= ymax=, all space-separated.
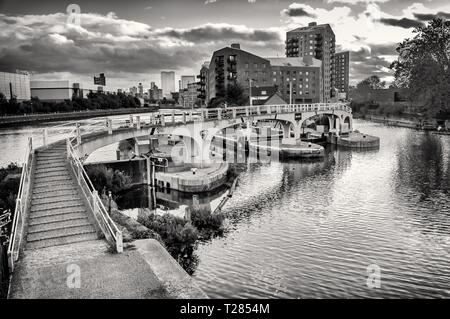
xmin=28 ymin=218 xmax=92 ymax=234
xmin=29 ymin=206 xmax=87 ymax=219
xmin=32 ymin=189 xmax=79 ymax=200
xmin=36 ymin=153 xmax=65 ymax=158
xmin=35 ymin=162 xmax=67 ymax=171
xmin=27 ymin=224 xmax=96 ymax=242
xmin=34 ymin=170 xmax=70 ymax=179
xmin=26 ymin=232 xmax=98 ymax=250
xmin=33 ymin=175 xmax=72 ymax=184
xmin=32 ymin=184 xmax=77 ymax=195
xmin=36 ymin=158 xmax=66 ymax=164
xmin=31 ymin=194 xmax=81 ymax=206
xmin=30 ymin=200 xmax=84 ymax=213
xmin=29 ymin=211 xmax=89 ymax=226
xmin=34 ymin=166 xmax=68 ymax=174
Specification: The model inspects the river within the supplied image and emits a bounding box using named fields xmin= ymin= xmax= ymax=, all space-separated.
xmin=1 ymin=118 xmax=449 ymax=298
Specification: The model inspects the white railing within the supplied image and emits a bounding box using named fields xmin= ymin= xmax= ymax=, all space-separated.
xmin=67 ymin=138 xmax=123 ymax=253
xmin=7 ymin=137 xmax=33 ymax=272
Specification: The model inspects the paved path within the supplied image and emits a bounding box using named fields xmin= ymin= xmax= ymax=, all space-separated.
xmin=9 ymin=241 xmax=170 ymax=298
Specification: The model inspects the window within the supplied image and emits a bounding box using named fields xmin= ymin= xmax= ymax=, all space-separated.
xmin=254 ymin=63 xmax=258 ymax=68
xmin=273 ymin=71 xmax=277 ymax=76
xmin=245 ymin=63 xmax=249 ymax=68
xmin=273 ymin=78 xmax=277 ymax=82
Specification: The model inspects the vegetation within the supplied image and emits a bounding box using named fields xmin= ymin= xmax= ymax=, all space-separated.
xmin=0 ymin=163 xmax=21 ymax=212
xmin=356 ymin=75 xmax=386 ymax=90
xmin=85 ymin=165 xmax=132 ymax=197
xmin=0 ymin=91 xmax=142 ymax=116
xmin=208 ymin=83 xmax=249 ymax=108
xmin=390 ymin=18 xmax=450 ymax=119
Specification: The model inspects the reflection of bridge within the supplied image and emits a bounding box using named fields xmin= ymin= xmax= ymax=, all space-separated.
xmin=6 ymin=103 xmax=351 ymax=297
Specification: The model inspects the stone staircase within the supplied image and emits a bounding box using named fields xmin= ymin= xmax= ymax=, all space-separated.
xmin=26 ymin=145 xmax=98 ymax=250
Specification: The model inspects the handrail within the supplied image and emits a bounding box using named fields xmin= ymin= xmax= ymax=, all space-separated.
xmin=7 ymin=137 xmax=33 ymax=272
xmin=66 ymin=138 xmax=123 ymax=253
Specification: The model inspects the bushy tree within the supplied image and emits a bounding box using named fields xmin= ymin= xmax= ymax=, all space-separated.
xmin=390 ymin=18 xmax=450 ymax=117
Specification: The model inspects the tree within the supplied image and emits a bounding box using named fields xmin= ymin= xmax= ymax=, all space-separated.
xmin=390 ymin=18 xmax=450 ymax=117
xmin=226 ymin=83 xmax=248 ymax=106
xmin=356 ymin=75 xmax=386 ymax=90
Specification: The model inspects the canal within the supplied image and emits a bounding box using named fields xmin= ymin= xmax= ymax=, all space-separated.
xmin=1 ymin=119 xmax=449 ymax=298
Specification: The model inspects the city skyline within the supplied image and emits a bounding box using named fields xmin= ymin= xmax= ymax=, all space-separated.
xmin=0 ymin=0 xmax=450 ymax=90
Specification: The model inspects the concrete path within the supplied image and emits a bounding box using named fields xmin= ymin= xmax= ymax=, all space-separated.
xmin=8 ymin=240 xmax=170 ymax=298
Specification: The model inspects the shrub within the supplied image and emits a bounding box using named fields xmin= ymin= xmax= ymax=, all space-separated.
xmin=85 ymin=165 xmax=132 ymax=196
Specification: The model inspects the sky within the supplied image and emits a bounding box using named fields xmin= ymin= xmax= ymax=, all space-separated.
xmin=1 ymin=0 xmax=449 ymax=91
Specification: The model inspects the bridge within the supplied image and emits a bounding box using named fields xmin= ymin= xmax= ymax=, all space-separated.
xmin=5 ymin=102 xmax=351 ymax=298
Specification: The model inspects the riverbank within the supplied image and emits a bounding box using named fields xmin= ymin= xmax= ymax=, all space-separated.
xmin=354 ymin=113 xmax=450 ymax=131
xmin=0 ymin=107 xmax=158 ymax=127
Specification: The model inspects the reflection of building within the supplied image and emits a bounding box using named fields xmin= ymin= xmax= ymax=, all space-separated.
xmin=334 ymin=51 xmax=350 ymax=99
xmin=161 ymin=71 xmax=175 ymax=98
xmin=268 ymin=56 xmax=322 ymax=103
xmin=285 ymin=22 xmax=336 ymax=102
xmin=0 ymin=71 xmax=31 ymax=100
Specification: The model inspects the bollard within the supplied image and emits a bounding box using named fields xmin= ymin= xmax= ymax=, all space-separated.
xmin=232 ymin=109 xmax=237 ymax=119
xmin=160 ymin=114 xmax=165 ymax=126
xmin=218 ymin=108 xmax=222 ymax=120
xmin=183 ymin=112 xmax=187 ymax=124
xmin=171 ymin=110 xmax=175 ymax=124
xmin=136 ymin=116 xmax=141 ymax=130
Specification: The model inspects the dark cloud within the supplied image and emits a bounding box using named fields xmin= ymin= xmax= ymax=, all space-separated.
xmin=282 ymin=7 xmax=316 ymax=18
xmin=0 ymin=13 xmax=283 ymax=78
xmin=379 ymin=17 xmax=424 ymax=29
xmin=349 ymin=47 xmax=395 ymax=83
xmin=414 ymin=12 xmax=450 ymax=21
xmin=159 ymin=24 xmax=281 ymax=44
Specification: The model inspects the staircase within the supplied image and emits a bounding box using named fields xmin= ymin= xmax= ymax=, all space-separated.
xmin=26 ymin=145 xmax=98 ymax=250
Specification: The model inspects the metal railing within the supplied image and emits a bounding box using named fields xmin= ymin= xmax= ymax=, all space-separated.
xmin=67 ymin=138 xmax=123 ymax=253
xmin=7 ymin=137 xmax=33 ymax=272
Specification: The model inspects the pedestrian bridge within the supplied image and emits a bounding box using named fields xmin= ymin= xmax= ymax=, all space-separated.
xmin=6 ymin=102 xmax=351 ymax=297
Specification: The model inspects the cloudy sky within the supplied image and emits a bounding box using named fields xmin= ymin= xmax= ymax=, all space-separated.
xmin=1 ymin=0 xmax=449 ymax=90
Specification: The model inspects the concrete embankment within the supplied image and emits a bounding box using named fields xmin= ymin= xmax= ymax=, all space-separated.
xmin=155 ymin=162 xmax=229 ymax=193
xmin=328 ymin=132 xmax=380 ymax=149
xmin=0 ymin=107 xmax=157 ymax=127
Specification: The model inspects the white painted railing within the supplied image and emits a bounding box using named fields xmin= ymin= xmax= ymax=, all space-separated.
xmin=67 ymin=138 xmax=123 ymax=253
xmin=7 ymin=137 xmax=33 ymax=272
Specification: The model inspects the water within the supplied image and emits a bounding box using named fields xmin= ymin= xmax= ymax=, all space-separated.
xmin=1 ymin=119 xmax=450 ymax=298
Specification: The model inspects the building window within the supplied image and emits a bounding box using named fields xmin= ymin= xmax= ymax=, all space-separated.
xmin=254 ymin=63 xmax=258 ymax=68
xmin=245 ymin=63 xmax=249 ymax=68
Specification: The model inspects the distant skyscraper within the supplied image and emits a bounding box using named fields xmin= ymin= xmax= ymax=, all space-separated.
xmin=334 ymin=51 xmax=350 ymax=98
xmin=161 ymin=71 xmax=175 ymax=98
xmin=180 ymin=75 xmax=196 ymax=90
xmin=286 ymin=22 xmax=336 ymax=102
xmin=138 ymin=82 xmax=144 ymax=96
